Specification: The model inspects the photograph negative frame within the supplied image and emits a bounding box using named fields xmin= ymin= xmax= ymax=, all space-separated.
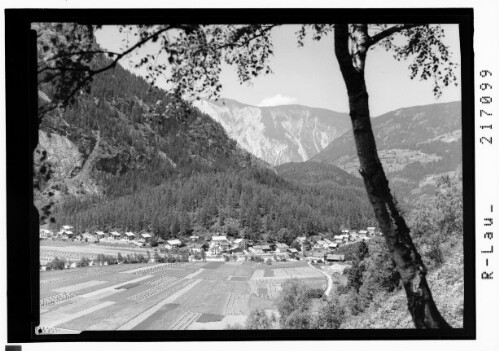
xmin=5 ymin=8 xmax=474 ymax=342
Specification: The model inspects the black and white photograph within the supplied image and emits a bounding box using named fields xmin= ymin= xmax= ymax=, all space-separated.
xmin=4 ymin=5 xmax=486 ymax=345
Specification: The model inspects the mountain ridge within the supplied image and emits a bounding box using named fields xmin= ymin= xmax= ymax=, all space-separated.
xmin=311 ymin=101 xmax=462 ymax=203
xmin=193 ymin=98 xmax=351 ymax=166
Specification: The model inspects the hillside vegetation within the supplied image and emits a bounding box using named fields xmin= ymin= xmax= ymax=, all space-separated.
xmin=36 ymin=56 xmax=375 ymax=240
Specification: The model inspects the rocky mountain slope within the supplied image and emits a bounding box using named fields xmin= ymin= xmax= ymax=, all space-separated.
xmin=193 ymin=98 xmax=351 ymax=166
xmin=311 ymin=101 xmax=462 ymax=203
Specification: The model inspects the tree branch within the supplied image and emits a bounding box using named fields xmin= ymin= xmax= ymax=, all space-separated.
xmin=216 ymin=24 xmax=279 ymax=51
xmin=367 ymin=24 xmax=422 ymax=47
xmin=38 ymin=24 xmax=195 ymax=118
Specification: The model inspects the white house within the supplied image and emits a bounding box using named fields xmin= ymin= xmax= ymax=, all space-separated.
xmin=141 ymin=233 xmax=152 ymax=243
xmin=274 ymin=243 xmax=289 ymax=253
xmin=232 ymin=238 xmax=247 ymax=250
xmin=333 ymin=235 xmax=347 ymax=243
xmin=110 ymin=231 xmax=121 ymax=239
xmin=211 ymin=235 xmax=231 ymax=251
xmin=58 ymin=225 xmax=75 ymax=238
xmin=359 ymin=230 xmax=368 ymax=235
xmin=210 ymin=244 xmax=225 ymax=256
xmin=62 ymin=231 xmax=74 ymax=239
xmin=125 ymin=232 xmax=136 ymax=240
xmin=165 ymin=239 xmax=182 ymax=250
xmin=95 ymin=230 xmax=106 ymax=238
xmin=328 ymin=242 xmax=339 ymax=250
xmin=326 ymin=254 xmax=346 ymax=262
xmin=39 ymin=229 xmax=52 ymax=240
xmin=367 ymin=227 xmax=376 ymax=235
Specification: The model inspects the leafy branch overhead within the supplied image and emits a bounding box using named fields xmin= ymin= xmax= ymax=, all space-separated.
xmin=36 ymin=23 xmax=458 ymax=118
xmin=36 ymin=23 xmax=277 ymax=117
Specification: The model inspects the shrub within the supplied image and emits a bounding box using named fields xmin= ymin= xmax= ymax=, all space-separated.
xmin=105 ymin=255 xmax=118 ymax=265
xmin=245 ymin=309 xmax=273 ymax=329
xmin=311 ymin=297 xmax=345 ymax=329
xmin=76 ymin=256 xmax=91 ymax=267
xmin=47 ymin=257 xmax=66 ymax=270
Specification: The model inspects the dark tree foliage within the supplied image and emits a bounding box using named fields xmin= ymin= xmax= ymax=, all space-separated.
xmin=245 ymin=309 xmax=275 ymax=330
xmin=347 ymin=241 xmax=369 ymax=293
xmin=55 ymin=167 xmax=374 ymax=240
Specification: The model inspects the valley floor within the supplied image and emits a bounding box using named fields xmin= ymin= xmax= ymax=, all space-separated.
xmin=39 ymin=260 xmax=326 ymax=332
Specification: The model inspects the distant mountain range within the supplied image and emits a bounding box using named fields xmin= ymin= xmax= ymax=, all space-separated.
xmin=195 ymin=98 xmax=461 ymax=203
xmin=193 ymin=98 xmax=351 ymax=166
xmin=311 ymin=101 xmax=462 ymax=202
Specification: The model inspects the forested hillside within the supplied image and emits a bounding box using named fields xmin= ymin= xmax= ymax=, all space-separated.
xmin=36 ymin=56 xmax=375 ymax=241
xmin=276 ymin=161 xmax=364 ymax=188
xmin=56 ymin=167 xmax=375 ymax=242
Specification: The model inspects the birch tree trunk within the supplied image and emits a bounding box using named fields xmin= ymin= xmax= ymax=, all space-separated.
xmin=334 ymin=24 xmax=451 ymax=329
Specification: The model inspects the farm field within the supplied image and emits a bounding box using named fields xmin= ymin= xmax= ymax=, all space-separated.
xmin=39 ymin=260 xmax=327 ymax=331
xmin=40 ymin=241 xmax=154 ymax=264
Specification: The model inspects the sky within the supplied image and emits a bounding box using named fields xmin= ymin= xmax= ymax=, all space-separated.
xmin=95 ymin=24 xmax=461 ymax=116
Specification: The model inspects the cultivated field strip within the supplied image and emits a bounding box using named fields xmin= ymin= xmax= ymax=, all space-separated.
xmin=79 ymin=275 xmax=153 ymax=298
xmin=44 ymin=301 xmax=116 ymax=328
xmin=272 ymin=267 xmax=323 ymax=278
xmin=146 ymin=276 xmax=180 ymax=286
xmin=40 ymin=250 xmax=98 ymax=261
xmin=117 ymin=279 xmax=202 ymax=330
xmin=224 ymin=293 xmax=248 ymax=315
xmin=40 ymin=269 xmax=108 ymax=287
xmin=120 ymin=263 xmax=184 ymax=275
xmin=53 ymin=280 xmax=106 ymax=293
xmin=183 ymin=268 xmax=204 ymax=279
xmin=128 ymin=278 xmax=182 ymax=302
xmin=169 ymin=312 xmax=202 ymax=330
xmin=40 ymin=292 xmax=76 ymax=307
xmin=250 ymin=280 xmax=280 ymax=298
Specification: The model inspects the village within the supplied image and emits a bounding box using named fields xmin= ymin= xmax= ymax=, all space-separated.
xmin=39 ymin=225 xmax=381 ymax=271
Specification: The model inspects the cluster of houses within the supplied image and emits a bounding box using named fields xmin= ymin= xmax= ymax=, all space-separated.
xmin=39 ymin=226 xmax=162 ymax=247
xmin=40 ymin=225 xmax=380 ymax=264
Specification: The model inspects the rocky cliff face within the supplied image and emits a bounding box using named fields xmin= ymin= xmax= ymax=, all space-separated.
xmin=193 ymin=98 xmax=351 ymax=166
